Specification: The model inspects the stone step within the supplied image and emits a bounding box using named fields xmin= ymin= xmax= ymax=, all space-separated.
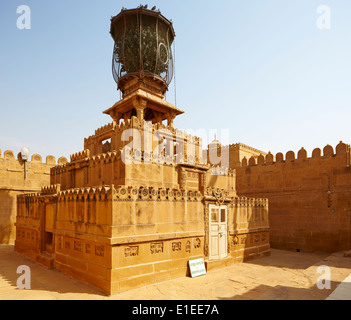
xmin=205 ymin=256 xmax=234 ymax=272
xmin=36 ymin=252 xmax=54 ymax=269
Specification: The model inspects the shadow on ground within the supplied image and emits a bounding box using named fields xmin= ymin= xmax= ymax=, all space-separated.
xmin=217 ymin=281 xmax=340 ymax=300
xmin=0 ymin=245 xmax=107 ymax=297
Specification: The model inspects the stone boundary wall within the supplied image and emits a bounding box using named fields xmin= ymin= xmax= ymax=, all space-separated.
xmin=0 ymin=148 xmax=67 ymax=244
xmin=235 ymin=141 xmax=351 ymax=253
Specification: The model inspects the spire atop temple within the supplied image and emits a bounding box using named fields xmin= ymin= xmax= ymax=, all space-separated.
xmin=104 ymin=6 xmax=184 ymax=127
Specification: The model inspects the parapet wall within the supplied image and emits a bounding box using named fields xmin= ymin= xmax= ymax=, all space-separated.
xmin=0 ymin=148 xmax=67 ymax=244
xmin=203 ymin=142 xmax=267 ymax=169
xmin=84 ymin=119 xmax=203 ymax=162
xmin=235 ymin=141 xmax=351 ymax=253
xmin=52 ymin=144 xmax=236 ymax=194
xmin=239 ymin=142 xmax=350 ymax=167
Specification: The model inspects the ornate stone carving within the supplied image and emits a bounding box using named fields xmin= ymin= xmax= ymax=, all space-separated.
xmin=204 ymin=244 xmax=209 ymax=257
xmin=74 ymin=240 xmax=82 ymax=252
xmin=95 ymin=244 xmax=105 ymax=257
xmin=213 ymin=189 xmax=224 ymax=205
xmin=125 ymin=246 xmax=139 ymax=257
xmin=232 ymin=236 xmax=239 ymax=247
xmin=186 ymin=241 xmax=191 ymax=253
xmin=172 ymin=242 xmax=181 ymax=251
xmin=150 ymin=242 xmax=164 ymax=254
xmin=194 ymin=238 xmax=201 ymax=249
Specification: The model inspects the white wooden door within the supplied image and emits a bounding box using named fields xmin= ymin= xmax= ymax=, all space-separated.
xmin=209 ymin=205 xmax=227 ymax=260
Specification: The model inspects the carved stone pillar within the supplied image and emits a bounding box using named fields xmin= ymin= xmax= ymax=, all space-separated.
xmin=110 ymin=110 xmax=123 ymax=123
xmin=123 ymin=111 xmax=132 ymax=122
xmin=133 ymin=99 xmax=148 ymax=121
xmin=166 ymin=111 xmax=176 ymax=127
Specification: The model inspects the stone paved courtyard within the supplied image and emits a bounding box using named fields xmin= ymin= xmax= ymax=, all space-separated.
xmin=1 ymin=245 xmax=351 ymax=300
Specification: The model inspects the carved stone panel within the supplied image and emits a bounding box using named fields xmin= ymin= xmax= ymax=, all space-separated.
xmin=125 ymin=246 xmax=139 ymax=257
xmin=150 ymin=242 xmax=164 ymax=254
xmin=172 ymin=242 xmax=181 ymax=252
xmin=95 ymin=244 xmax=105 ymax=257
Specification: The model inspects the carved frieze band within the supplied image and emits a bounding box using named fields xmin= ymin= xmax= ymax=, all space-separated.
xmin=230 ymin=232 xmax=269 ymax=248
xmin=16 ymin=228 xmax=39 ymax=244
xmin=57 ymin=236 xmax=105 ymax=258
xmin=121 ymin=238 xmax=203 ymax=259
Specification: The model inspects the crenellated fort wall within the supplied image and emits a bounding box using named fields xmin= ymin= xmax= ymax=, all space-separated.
xmin=0 ymin=148 xmax=67 ymax=244
xmin=234 ymin=141 xmax=351 ymax=253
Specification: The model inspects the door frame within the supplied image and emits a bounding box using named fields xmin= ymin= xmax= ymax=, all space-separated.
xmin=208 ymin=204 xmax=228 ymax=260
xmin=42 ymin=202 xmax=54 ymax=255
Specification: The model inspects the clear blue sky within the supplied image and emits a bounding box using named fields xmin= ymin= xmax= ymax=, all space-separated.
xmin=1 ymin=0 xmax=351 ymax=161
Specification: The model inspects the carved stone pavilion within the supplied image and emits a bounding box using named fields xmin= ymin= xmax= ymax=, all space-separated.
xmin=14 ymin=6 xmax=270 ymax=295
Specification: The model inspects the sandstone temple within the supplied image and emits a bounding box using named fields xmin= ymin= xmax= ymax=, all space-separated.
xmin=1 ymin=6 xmax=349 ymax=296
xmin=11 ymin=7 xmax=270 ymax=295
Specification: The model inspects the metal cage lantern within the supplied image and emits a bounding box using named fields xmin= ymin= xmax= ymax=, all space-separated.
xmin=110 ymin=6 xmax=175 ymax=96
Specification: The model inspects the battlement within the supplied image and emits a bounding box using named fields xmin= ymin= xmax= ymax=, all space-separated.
xmin=17 ymin=192 xmax=42 ymax=204
xmin=57 ymin=185 xmax=114 ymax=201
xmin=235 ymin=141 xmax=351 ymax=254
xmin=0 ymin=148 xmax=63 ymax=165
xmin=240 ymin=141 xmax=350 ymax=167
xmin=0 ymin=148 xmax=68 ymax=194
xmin=70 ymin=150 xmax=90 ymax=163
xmin=229 ymin=142 xmax=267 ymax=155
xmin=95 ymin=121 xmax=117 ymax=137
xmin=68 ymin=140 xmax=211 ymax=167
xmin=205 ymin=142 xmax=267 ymax=154
xmin=66 ymin=148 xmax=235 ymax=179
xmin=41 ymin=184 xmax=61 ymax=195
xmin=85 ymin=119 xmax=202 ymax=146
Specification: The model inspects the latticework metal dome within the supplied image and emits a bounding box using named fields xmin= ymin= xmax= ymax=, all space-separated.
xmin=110 ymin=6 xmax=175 ymax=96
